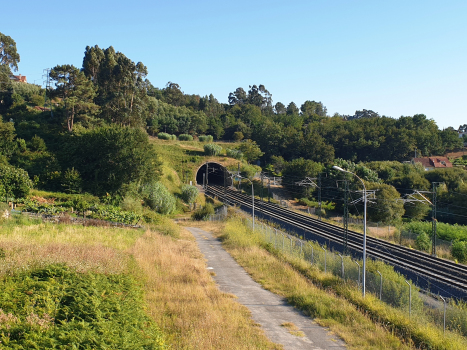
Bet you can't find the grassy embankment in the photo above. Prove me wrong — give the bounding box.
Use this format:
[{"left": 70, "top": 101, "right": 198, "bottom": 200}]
[
  {"left": 0, "top": 213, "right": 281, "bottom": 349},
  {"left": 188, "top": 216, "right": 467, "bottom": 350}
]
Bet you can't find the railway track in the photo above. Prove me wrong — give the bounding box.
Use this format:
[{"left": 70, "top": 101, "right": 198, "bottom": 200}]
[{"left": 206, "top": 184, "right": 467, "bottom": 298}]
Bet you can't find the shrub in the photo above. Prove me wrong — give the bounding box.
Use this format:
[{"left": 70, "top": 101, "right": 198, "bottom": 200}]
[
  {"left": 452, "top": 241, "right": 467, "bottom": 263},
  {"left": 204, "top": 143, "right": 222, "bottom": 156},
  {"left": 142, "top": 182, "right": 176, "bottom": 215},
  {"left": 178, "top": 134, "right": 193, "bottom": 141},
  {"left": 181, "top": 184, "right": 199, "bottom": 204},
  {"left": 226, "top": 148, "right": 243, "bottom": 160},
  {"left": 198, "top": 135, "right": 213, "bottom": 142},
  {"left": 0, "top": 163, "right": 33, "bottom": 200},
  {"left": 61, "top": 168, "right": 82, "bottom": 194},
  {"left": 0, "top": 265, "right": 167, "bottom": 349},
  {"left": 158, "top": 132, "right": 176, "bottom": 140},
  {"left": 415, "top": 231, "right": 431, "bottom": 252},
  {"left": 233, "top": 131, "right": 244, "bottom": 141},
  {"left": 120, "top": 196, "right": 143, "bottom": 213},
  {"left": 191, "top": 203, "right": 214, "bottom": 221}
]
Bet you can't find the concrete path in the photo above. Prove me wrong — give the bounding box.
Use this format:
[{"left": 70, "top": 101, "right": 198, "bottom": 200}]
[{"left": 186, "top": 227, "right": 347, "bottom": 350}]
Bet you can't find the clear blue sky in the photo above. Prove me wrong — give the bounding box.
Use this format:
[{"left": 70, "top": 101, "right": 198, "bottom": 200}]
[{"left": 3, "top": 0, "right": 466, "bottom": 129}]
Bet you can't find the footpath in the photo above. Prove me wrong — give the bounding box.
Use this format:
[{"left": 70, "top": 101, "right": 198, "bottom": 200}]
[{"left": 185, "top": 227, "right": 347, "bottom": 350}]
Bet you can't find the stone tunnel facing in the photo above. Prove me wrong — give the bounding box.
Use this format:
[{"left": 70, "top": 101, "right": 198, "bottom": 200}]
[{"left": 196, "top": 162, "right": 231, "bottom": 187}]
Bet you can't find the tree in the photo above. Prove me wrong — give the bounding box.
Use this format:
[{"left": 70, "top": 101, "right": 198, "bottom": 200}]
[
  {"left": 286, "top": 102, "right": 299, "bottom": 115},
  {"left": 366, "top": 182, "right": 404, "bottom": 223},
  {"left": 164, "top": 82, "right": 185, "bottom": 106},
  {"left": 0, "top": 32, "right": 20, "bottom": 90},
  {"left": 82, "top": 46, "right": 150, "bottom": 127},
  {"left": 49, "top": 65, "right": 99, "bottom": 131},
  {"left": 247, "top": 84, "right": 272, "bottom": 110},
  {"left": 60, "top": 125, "right": 162, "bottom": 195},
  {"left": 237, "top": 139, "right": 264, "bottom": 163},
  {"left": 0, "top": 117, "right": 16, "bottom": 159},
  {"left": 274, "top": 102, "right": 286, "bottom": 114},
  {"left": 228, "top": 87, "right": 247, "bottom": 106},
  {"left": 300, "top": 100, "right": 327, "bottom": 117}
]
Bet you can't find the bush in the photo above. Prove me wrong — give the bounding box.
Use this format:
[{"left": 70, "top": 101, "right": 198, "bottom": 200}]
[
  {"left": 191, "top": 203, "right": 214, "bottom": 221},
  {"left": 452, "top": 241, "right": 467, "bottom": 263},
  {"left": 198, "top": 135, "right": 213, "bottom": 142},
  {"left": 0, "top": 163, "right": 33, "bottom": 200},
  {"left": 0, "top": 265, "right": 167, "bottom": 349},
  {"left": 157, "top": 132, "right": 176, "bottom": 140},
  {"left": 181, "top": 184, "right": 199, "bottom": 204},
  {"left": 61, "top": 168, "right": 82, "bottom": 194},
  {"left": 226, "top": 148, "right": 243, "bottom": 160},
  {"left": 204, "top": 143, "right": 222, "bottom": 156},
  {"left": 233, "top": 131, "right": 244, "bottom": 141},
  {"left": 178, "top": 134, "right": 193, "bottom": 141},
  {"left": 120, "top": 196, "right": 143, "bottom": 213},
  {"left": 415, "top": 231, "right": 431, "bottom": 252},
  {"left": 142, "top": 182, "right": 176, "bottom": 215}
]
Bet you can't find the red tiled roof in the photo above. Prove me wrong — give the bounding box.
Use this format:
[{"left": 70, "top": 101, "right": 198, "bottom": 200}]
[{"left": 413, "top": 157, "right": 452, "bottom": 169}]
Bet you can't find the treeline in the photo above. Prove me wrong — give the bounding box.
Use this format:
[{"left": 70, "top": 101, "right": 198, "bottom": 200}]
[
  {"left": 272, "top": 156, "right": 467, "bottom": 226},
  {"left": 0, "top": 31, "right": 463, "bottom": 201}
]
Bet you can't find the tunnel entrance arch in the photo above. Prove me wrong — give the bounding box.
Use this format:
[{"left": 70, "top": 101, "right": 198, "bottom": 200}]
[{"left": 196, "top": 162, "right": 232, "bottom": 187}]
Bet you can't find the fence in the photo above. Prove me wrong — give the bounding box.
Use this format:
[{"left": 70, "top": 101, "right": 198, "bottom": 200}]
[{"left": 207, "top": 210, "right": 467, "bottom": 336}]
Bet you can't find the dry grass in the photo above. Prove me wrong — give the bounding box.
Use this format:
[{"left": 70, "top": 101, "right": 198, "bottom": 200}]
[
  {"left": 191, "top": 219, "right": 414, "bottom": 350},
  {"left": 130, "top": 227, "right": 282, "bottom": 350},
  {"left": 280, "top": 322, "right": 305, "bottom": 337},
  {"left": 0, "top": 222, "right": 140, "bottom": 275},
  {"left": 0, "top": 218, "right": 283, "bottom": 349}
]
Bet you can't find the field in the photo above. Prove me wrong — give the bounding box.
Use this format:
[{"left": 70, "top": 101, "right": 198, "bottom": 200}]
[{"left": 0, "top": 213, "right": 280, "bottom": 349}]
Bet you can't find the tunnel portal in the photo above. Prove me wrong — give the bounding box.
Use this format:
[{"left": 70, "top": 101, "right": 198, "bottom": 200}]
[{"left": 196, "top": 162, "right": 232, "bottom": 187}]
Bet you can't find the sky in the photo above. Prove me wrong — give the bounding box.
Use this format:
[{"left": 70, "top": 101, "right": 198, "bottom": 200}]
[{"left": 2, "top": 0, "right": 466, "bottom": 129}]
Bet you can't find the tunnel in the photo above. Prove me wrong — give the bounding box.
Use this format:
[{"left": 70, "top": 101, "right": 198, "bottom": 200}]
[{"left": 196, "top": 162, "right": 232, "bottom": 187}]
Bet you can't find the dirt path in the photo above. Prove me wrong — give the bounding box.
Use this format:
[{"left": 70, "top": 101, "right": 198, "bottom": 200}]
[{"left": 185, "top": 226, "right": 347, "bottom": 350}]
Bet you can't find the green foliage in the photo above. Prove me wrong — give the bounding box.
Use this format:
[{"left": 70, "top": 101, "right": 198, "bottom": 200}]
[
  {"left": 333, "top": 158, "right": 380, "bottom": 183},
  {"left": 203, "top": 143, "right": 222, "bottom": 156},
  {"left": 366, "top": 182, "right": 404, "bottom": 223},
  {"left": 61, "top": 168, "right": 82, "bottom": 194},
  {"left": 298, "top": 198, "right": 335, "bottom": 210},
  {"left": 198, "top": 135, "right": 213, "bottom": 142},
  {"left": 120, "top": 196, "right": 143, "bottom": 213},
  {"left": 0, "top": 117, "right": 17, "bottom": 159},
  {"left": 181, "top": 184, "right": 199, "bottom": 204},
  {"left": 142, "top": 182, "right": 176, "bottom": 215},
  {"left": 0, "top": 163, "right": 32, "bottom": 199},
  {"left": 29, "top": 94, "right": 45, "bottom": 106},
  {"left": 403, "top": 221, "right": 467, "bottom": 242},
  {"left": 28, "top": 135, "right": 47, "bottom": 152},
  {"left": 0, "top": 264, "right": 167, "bottom": 349},
  {"left": 452, "top": 241, "right": 467, "bottom": 263},
  {"left": 88, "top": 205, "right": 142, "bottom": 224},
  {"left": 50, "top": 64, "right": 99, "bottom": 132},
  {"left": 237, "top": 139, "right": 264, "bottom": 163},
  {"left": 60, "top": 125, "right": 162, "bottom": 195},
  {"left": 191, "top": 203, "right": 214, "bottom": 221},
  {"left": 157, "top": 132, "right": 176, "bottom": 140},
  {"left": 415, "top": 231, "right": 431, "bottom": 252},
  {"left": 232, "top": 131, "right": 244, "bottom": 141},
  {"left": 226, "top": 148, "right": 243, "bottom": 160},
  {"left": 178, "top": 134, "right": 193, "bottom": 141}
]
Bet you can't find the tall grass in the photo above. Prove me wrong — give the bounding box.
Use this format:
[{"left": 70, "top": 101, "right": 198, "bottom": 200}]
[
  {"left": 130, "top": 227, "right": 282, "bottom": 349},
  {"left": 0, "top": 214, "right": 283, "bottom": 349},
  {"left": 205, "top": 217, "right": 467, "bottom": 350}
]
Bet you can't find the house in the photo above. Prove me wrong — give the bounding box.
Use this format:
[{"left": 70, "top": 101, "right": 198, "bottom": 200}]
[
  {"left": 10, "top": 74, "right": 27, "bottom": 83},
  {"left": 412, "top": 157, "right": 453, "bottom": 171}
]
